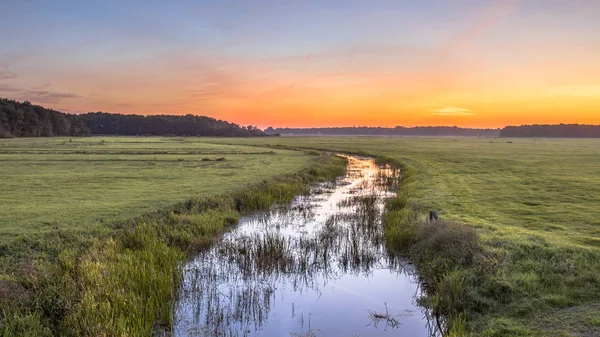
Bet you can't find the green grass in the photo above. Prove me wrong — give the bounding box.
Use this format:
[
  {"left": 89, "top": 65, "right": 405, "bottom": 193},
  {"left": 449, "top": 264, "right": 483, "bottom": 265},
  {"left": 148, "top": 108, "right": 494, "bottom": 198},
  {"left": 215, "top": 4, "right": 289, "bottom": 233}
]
[
  {"left": 0, "top": 137, "right": 349, "bottom": 336},
  {"left": 4, "top": 135, "right": 600, "bottom": 336},
  {"left": 202, "top": 136, "right": 600, "bottom": 336},
  {"left": 0, "top": 137, "right": 311, "bottom": 236}
]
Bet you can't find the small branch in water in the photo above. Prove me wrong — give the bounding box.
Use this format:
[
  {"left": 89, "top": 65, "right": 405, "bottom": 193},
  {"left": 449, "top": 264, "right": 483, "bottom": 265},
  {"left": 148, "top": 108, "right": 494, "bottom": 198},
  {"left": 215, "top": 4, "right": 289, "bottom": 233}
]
[{"left": 367, "top": 302, "right": 401, "bottom": 331}]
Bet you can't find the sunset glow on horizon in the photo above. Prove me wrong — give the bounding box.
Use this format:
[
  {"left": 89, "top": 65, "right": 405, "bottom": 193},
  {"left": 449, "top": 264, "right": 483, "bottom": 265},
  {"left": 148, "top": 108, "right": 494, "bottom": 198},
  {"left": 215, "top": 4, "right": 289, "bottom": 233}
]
[{"left": 1, "top": 0, "right": 599, "bottom": 128}]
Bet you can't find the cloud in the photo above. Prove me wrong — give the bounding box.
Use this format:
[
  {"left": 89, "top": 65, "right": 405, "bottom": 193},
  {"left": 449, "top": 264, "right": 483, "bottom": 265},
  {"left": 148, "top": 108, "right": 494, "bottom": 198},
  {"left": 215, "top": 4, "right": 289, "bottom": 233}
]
[
  {"left": 438, "top": 0, "right": 519, "bottom": 61},
  {"left": 30, "top": 91, "right": 81, "bottom": 103},
  {"left": 431, "top": 106, "right": 475, "bottom": 116},
  {"left": 0, "top": 70, "right": 18, "bottom": 80},
  {"left": 32, "top": 82, "right": 52, "bottom": 90},
  {"left": 0, "top": 83, "right": 81, "bottom": 104},
  {"left": 0, "top": 83, "right": 19, "bottom": 92}
]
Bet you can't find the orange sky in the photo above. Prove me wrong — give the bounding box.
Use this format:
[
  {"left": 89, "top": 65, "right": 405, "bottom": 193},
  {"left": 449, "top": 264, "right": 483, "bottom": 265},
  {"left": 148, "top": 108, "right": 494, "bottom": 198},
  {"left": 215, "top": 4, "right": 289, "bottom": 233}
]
[{"left": 1, "top": 0, "right": 599, "bottom": 128}]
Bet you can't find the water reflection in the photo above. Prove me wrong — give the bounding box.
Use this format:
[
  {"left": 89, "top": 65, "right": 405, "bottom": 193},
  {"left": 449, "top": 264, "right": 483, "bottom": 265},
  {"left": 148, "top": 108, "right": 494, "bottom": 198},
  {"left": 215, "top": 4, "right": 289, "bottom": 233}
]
[{"left": 172, "top": 156, "right": 437, "bottom": 337}]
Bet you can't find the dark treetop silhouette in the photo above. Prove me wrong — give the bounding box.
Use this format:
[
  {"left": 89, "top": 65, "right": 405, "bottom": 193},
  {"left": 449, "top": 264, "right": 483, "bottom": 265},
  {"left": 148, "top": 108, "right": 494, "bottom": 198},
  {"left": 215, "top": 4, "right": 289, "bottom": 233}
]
[
  {"left": 0, "top": 98, "right": 265, "bottom": 137},
  {"left": 0, "top": 98, "right": 89, "bottom": 138}
]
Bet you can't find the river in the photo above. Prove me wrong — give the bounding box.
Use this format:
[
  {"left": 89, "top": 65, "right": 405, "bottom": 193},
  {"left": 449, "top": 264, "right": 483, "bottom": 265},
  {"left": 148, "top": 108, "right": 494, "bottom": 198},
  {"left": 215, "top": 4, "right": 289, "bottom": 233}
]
[{"left": 171, "top": 155, "right": 436, "bottom": 337}]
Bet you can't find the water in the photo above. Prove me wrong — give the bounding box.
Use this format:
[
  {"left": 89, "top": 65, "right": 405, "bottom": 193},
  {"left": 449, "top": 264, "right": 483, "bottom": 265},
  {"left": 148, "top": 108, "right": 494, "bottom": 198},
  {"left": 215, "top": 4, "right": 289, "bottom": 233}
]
[{"left": 172, "top": 156, "right": 436, "bottom": 337}]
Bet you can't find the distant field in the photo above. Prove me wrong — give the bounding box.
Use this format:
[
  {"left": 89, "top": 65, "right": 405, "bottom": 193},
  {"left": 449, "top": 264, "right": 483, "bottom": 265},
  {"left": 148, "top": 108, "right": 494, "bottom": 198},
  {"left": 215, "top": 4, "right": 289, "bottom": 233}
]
[
  {"left": 0, "top": 137, "right": 312, "bottom": 237},
  {"left": 206, "top": 136, "right": 600, "bottom": 336}
]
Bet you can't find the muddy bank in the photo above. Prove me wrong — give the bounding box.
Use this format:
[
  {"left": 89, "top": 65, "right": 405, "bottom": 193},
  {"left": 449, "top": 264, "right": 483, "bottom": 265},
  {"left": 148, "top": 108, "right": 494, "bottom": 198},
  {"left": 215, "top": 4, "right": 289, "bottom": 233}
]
[{"left": 171, "top": 156, "right": 437, "bottom": 337}]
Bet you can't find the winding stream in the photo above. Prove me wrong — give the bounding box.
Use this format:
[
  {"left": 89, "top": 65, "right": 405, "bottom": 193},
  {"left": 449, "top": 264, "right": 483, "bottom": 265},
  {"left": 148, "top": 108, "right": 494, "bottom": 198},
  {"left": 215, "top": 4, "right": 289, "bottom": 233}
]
[{"left": 172, "top": 156, "right": 435, "bottom": 336}]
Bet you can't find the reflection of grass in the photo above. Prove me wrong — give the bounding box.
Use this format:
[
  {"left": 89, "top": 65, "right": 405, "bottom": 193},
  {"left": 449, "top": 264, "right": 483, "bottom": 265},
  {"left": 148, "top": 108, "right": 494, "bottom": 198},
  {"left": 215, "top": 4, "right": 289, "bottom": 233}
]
[
  {"left": 205, "top": 137, "right": 600, "bottom": 337},
  {"left": 290, "top": 330, "right": 321, "bottom": 337}
]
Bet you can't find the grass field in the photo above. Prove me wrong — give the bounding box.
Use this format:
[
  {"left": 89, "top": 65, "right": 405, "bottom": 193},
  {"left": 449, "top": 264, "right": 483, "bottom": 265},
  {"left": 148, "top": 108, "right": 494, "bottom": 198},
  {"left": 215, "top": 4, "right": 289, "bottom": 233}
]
[
  {"left": 2, "top": 136, "right": 600, "bottom": 336},
  {"left": 0, "top": 137, "right": 343, "bottom": 336},
  {"left": 0, "top": 137, "right": 312, "bottom": 237},
  {"left": 204, "top": 136, "right": 600, "bottom": 336}
]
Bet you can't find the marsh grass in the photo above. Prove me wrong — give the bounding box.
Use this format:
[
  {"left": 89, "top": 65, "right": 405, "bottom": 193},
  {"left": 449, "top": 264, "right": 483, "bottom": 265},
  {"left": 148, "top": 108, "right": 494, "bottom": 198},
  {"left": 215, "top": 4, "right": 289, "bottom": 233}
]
[{"left": 0, "top": 149, "right": 346, "bottom": 336}]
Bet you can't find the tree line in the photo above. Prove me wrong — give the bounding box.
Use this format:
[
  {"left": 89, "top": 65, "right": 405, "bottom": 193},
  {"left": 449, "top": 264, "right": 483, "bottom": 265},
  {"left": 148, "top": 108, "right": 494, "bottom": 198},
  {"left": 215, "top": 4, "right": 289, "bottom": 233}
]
[
  {"left": 500, "top": 124, "right": 600, "bottom": 138},
  {"left": 0, "top": 98, "right": 266, "bottom": 137},
  {"left": 265, "top": 126, "right": 501, "bottom": 137},
  {"left": 0, "top": 98, "right": 90, "bottom": 138},
  {"left": 80, "top": 112, "right": 265, "bottom": 137},
  {"left": 4, "top": 98, "right": 598, "bottom": 138}
]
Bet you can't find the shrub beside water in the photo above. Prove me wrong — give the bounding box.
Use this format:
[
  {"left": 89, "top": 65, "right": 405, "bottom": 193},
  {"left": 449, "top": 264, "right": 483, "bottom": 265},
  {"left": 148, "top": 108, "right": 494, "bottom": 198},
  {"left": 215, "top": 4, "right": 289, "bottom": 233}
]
[{"left": 381, "top": 158, "right": 497, "bottom": 336}]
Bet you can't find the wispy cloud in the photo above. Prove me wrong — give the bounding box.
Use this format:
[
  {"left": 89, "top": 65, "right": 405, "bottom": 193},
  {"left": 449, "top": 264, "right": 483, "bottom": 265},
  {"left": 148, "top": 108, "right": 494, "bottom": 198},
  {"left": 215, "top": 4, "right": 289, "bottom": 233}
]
[
  {"left": 32, "top": 82, "right": 52, "bottom": 90},
  {"left": 437, "top": 0, "right": 519, "bottom": 63},
  {"left": 0, "top": 83, "right": 17, "bottom": 92},
  {"left": 431, "top": 106, "right": 475, "bottom": 116},
  {"left": 0, "top": 70, "right": 18, "bottom": 80},
  {"left": 0, "top": 83, "right": 81, "bottom": 104}
]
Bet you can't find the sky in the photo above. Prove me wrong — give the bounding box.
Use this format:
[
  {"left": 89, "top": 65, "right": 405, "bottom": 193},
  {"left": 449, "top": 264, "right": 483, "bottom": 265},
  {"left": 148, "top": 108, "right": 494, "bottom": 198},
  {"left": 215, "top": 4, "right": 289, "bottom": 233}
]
[{"left": 1, "top": 0, "right": 599, "bottom": 128}]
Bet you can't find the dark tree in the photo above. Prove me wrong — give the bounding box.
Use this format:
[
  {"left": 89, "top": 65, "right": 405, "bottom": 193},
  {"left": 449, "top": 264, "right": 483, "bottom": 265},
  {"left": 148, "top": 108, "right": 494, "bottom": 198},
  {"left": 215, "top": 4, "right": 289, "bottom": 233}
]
[
  {"left": 500, "top": 124, "right": 600, "bottom": 138},
  {"left": 0, "top": 98, "right": 269, "bottom": 138},
  {"left": 79, "top": 112, "right": 266, "bottom": 137},
  {"left": 264, "top": 126, "right": 500, "bottom": 137},
  {"left": 0, "top": 98, "right": 91, "bottom": 138}
]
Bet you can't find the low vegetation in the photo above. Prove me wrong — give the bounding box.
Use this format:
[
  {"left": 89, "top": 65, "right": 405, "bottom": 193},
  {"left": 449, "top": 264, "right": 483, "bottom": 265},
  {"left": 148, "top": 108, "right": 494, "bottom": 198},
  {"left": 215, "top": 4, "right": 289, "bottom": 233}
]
[
  {"left": 205, "top": 136, "right": 600, "bottom": 336},
  {"left": 0, "top": 137, "right": 345, "bottom": 336}
]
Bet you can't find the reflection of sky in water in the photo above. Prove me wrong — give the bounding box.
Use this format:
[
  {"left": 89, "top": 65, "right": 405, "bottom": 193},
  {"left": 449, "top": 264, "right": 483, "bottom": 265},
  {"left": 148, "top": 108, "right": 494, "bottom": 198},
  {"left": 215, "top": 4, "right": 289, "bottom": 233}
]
[{"left": 173, "top": 156, "right": 435, "bottom": 337}]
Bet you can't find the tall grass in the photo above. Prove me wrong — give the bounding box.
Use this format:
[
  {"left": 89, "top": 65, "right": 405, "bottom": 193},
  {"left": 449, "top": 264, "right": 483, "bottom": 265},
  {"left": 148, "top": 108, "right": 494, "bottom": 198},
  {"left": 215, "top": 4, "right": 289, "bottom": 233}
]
[{"left": 0, "top": 152, "right": 346, "bottom": 336}]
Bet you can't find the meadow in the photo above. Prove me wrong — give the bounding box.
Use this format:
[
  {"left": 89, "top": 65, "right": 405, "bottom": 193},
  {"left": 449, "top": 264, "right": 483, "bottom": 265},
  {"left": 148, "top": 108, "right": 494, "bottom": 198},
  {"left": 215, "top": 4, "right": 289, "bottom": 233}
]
[
  {"left": 0, "top": 137, "right": 347, "bottom": 336},
  {"left": 2, "top": 136, "right": 600, "bottom": 336},
  {"left": 0, "top": 137, "right": 312, "bottom": 237},
  {"left": 205, "top": 136, "right": 600, "bottom": 336}
]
